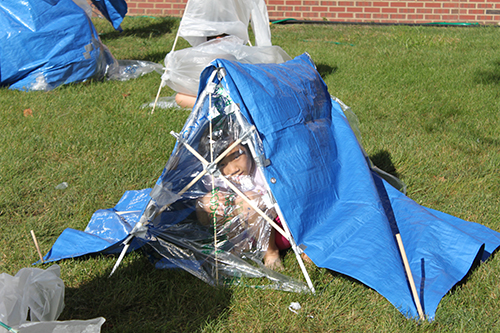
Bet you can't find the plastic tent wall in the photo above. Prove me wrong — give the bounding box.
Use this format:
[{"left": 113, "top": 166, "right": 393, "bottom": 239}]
[
  {"left": 177, "top": 0, "right": 272, "bottom": 47},
  {"left": 42, "top": 54, "right": 500, "bottom": 320},
  {"left": 0, "top": 0, "right": 117, "bottom": 91}
]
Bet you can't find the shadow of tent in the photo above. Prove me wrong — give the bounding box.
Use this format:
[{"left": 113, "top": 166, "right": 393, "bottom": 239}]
[
  {"left": 315, "top": 63, "right": 338, "bottom": 79},
  {"left": 448, "top": 246, "right": 499, "bottom": 294},
  {"left": 369, "top": 150, "right": 402, "bottom": 180},
  {"left": 58, "top": 255, "right": 232, "bottom": 332}
]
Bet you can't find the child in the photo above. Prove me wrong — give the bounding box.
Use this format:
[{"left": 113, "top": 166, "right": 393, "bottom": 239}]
[{"left": 195, "top": 116, "right": 289, "bottom": 269}]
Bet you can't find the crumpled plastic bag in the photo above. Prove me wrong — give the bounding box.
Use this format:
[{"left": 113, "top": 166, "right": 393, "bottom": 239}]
[
  {"left": 16, "top": 317, "right": 106, "bottom": 333},
  {"left": 141, "top": 96, "right": 183, "bottom": 110},
  {"left": 108, "top": 60, "right": 164, "bottom": 81},
  {"left": 0, "top": 265, "right": 64, "bottom": 327}
]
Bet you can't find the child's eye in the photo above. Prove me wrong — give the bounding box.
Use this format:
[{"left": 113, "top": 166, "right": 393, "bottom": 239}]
[{"left": 234, "top": 149, "right": 245, "bottom": 159}]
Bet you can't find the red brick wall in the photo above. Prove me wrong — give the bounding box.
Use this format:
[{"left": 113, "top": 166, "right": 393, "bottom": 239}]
[{"left": 125, "top": 0, "right": 500, "bottom": 25}]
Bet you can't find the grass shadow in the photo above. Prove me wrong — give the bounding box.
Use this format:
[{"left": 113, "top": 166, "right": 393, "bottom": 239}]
[
  {"left": 369, "top": 150, "right": 401, "bottom": 180},
  {"left": 316, "top": 63, "right": 338, "bottom": 79},
  {"left": 59, "top": 254, "right": 232, "bottom": 332},
  {"left": 99, "top": 17, "right": 179, "bottom": 41},
  {"left": 474, "top": 60, "right": 500, "bottom": 84},
  {"left": 449, "top": 246, "right": 499, "bottom": 297},
  {"left": 137, "top": 51, "right": 168, "bottom": 64}
]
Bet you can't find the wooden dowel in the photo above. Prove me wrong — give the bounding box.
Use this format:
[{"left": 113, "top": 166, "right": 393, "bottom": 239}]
[
  {"left": 151, "top": 81, "right": 163, "bottom": 115},
  {"left": 30, "top": 230, "right": 44, "bottom": 263},
  {"left": 395, "top": 233, "right": 425, "bottom": 320}
]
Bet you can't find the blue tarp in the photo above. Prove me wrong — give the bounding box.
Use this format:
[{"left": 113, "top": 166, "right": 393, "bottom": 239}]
[
  {"left": 43, "top": 54, "right": 500, "bottom": 320},
  {"left": 91, "top": 0, "right": 128, "bottom": 30},
  {"left": 0, "top": 0, "right": 117, "bottom": 91},
  {"left": 42, "top": 189, "right": 151, "bottom": 261}
]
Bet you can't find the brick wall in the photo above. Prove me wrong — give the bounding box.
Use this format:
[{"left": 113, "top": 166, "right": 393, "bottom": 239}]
[{"left": 126, "top": 0, "right": 500, "bottom": 25}]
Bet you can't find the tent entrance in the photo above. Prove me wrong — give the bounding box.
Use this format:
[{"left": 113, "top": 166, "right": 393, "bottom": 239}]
[{"left": 113, "top": 67, "right": 314, "bottom": 293}]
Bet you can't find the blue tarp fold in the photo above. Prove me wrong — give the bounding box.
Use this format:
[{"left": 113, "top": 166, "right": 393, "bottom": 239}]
[{"left": 42, "top": 189, "right": 151, "bottom": 261}]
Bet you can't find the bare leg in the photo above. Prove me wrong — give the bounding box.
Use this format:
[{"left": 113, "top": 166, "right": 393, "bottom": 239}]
[
  {"left": 300, "top": 252, "right": 313, "bottom": 264},
  {"left": 264, "top": 228, "right": 283, "bottom": 270},
  {"left": 198, "top": 190, "right": 284, "bottom": 270}
]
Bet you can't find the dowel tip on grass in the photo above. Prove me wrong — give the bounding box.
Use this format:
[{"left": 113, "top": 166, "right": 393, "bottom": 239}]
[{"left": 30, "top": 230, "right": 44, "bottom": 263}]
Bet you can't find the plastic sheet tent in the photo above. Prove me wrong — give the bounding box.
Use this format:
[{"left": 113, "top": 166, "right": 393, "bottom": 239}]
[
  {"left": 42, "top": 54, "right": 500, "bottom": 320},
  {"left": 177, "top": 0, "right": 272, "bottom": 47},
  {"left": 158, "top": 0, "right": 291, "bottom": 99}
]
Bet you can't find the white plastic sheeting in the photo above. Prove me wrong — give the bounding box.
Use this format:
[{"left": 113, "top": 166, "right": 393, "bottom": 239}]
[
  {"left": 158, "top": 0, "right": 291, "bottom": 98},
  {"left": 178, "top": 0, "right": 272, "bottom": 47},
  {"left": 0, "top": 265, "right": 64, "bottom": 327},
  {"left": 0, "top": 265, "right": 105, "bottom": 333},
  {"left": 161, "top": 36, "right": 291, "bottom": 96},
  {"left": 15, "top": 318, "right": 105, "bottom": 333}
]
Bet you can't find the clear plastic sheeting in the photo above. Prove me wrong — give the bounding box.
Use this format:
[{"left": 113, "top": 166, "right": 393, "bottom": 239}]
[
  {"left": 0, "top": 266, "right": 105, "bottom": 333},
  {"left": 108, "top": 60, "right": 164, "bottom": 81},
  {"left": 161, "top": 36, "right": 291, "bottom": 96},
  {"left": 0, "top": 265, "right": 64, "bottom": 327},
  {"left": 141, "top": 96, "right": 184, "bottom": 110},
  {"left": 178, "top": 0, "right": 272, "bottom": 47},
  {"left": 138, "top": 76, "right": 308, "bottom": 292}
]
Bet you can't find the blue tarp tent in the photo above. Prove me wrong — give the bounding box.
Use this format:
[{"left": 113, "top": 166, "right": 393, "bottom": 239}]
[
  {"left": 42, "top": 54, "right": 500, "bottom": 320},
  {"left": 0, "top": 0, "right": 122, "bottom": 91}
]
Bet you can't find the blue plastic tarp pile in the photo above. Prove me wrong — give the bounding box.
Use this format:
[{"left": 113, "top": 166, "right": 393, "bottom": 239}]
[
  {"left": 42, "top": 54, "right": 500, "bottom": 320},
  {"left": 0, "top": 0, "right": 126, "bottom": 91}
]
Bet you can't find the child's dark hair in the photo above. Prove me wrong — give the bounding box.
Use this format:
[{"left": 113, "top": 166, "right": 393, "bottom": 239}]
[
  {"left": 206, "top": 33, "right": 230, "bottom": 41},
  {"left": 197, "top": 114, "right": 248, "bottom": 165}
]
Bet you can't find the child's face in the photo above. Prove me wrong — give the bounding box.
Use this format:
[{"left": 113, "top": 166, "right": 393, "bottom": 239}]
[{"left": 218, "top": 145, "right": 253, "bottom": 177}]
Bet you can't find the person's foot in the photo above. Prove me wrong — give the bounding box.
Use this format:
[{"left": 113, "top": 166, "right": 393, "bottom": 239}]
[
  {"left": 300, "top": 252, "right": 312, "bottom": 264},
  {"left": 264, "top": 250, "right": 283, "bottom": 271}
]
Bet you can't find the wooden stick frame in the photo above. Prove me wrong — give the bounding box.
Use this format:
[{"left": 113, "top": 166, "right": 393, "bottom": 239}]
[
  {"left": 209, "top": 93, "right": 219, "bottom": 283},
  {"left": 179, "top": 138, "right": 288, "bottom": 239},
  {"left": 127, "top": 65, "right": 423, "bottom": 314}
]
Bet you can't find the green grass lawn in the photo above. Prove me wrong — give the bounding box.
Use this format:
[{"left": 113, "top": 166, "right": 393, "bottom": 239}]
[{"left": 1, "top": 17, "right": 499, "bottom": 332}]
